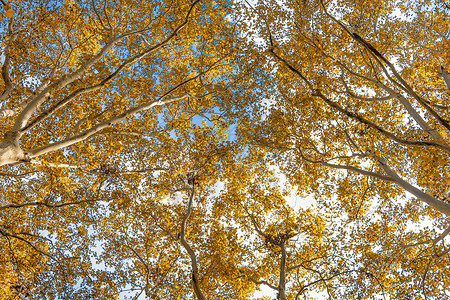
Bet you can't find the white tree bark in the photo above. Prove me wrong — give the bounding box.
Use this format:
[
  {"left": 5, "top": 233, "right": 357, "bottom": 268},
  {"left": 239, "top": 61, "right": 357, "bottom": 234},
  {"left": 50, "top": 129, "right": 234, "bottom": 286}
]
[
  {"left": 26, "top": 94, "right": 192, "bottom": 159},
  {"left": 0, "top": 94, "right": 192, "bottom": 167},
  {"left": 0, "top": 108, "right": 18, "bottom": 117},
  {"left": 179, "top": 184, "right": 207, "bottom": 300},
  {"left": 439, "top": 67, "right": 450, "bottom": 91},
  {"left": 0, "top": 132, "right": 27, "bottom": 166},
  {"left": 376, "top": 157, "right": 450, "bottom": 216},
  {"left": 0, "top": 1, "right": 203, "bottom": 167}
]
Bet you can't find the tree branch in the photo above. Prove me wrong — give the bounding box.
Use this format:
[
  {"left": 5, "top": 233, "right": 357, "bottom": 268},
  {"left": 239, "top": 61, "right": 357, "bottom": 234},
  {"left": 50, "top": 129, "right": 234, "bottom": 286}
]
[
  {"left": 296, "top": 148, "right": 395, "bottom": 182},
  {"left": 0, "top": 198, "right": 104, "bottom": 211},
  {"left": 20, "top": 22, "right": 190, "bottom": 133},
  {"left": 0, "top": 18, "right": 14, "bottom": 102},
  {"left": 26, "top": 93, "right": 193, "bottom": 158},
  {"left": 33, "top": 161, "right": 168, "bottom": 176},
  {"left": 376, "top": 156, "right": 450, "bottom": 216},
  {"left": 279, "top": 243, "right": 288, "bottom": 300},
  {"left": 287, "top": 255, "right": 328, "bottom": 272},
  {"left": 179, "top": 183, "right": 207, "bottom": 300},
  {"left": 0, "top": 227, "right": 56, "bottom": 261},
  {"left": 438, "top": 66, "right": 450, "bottom": 92},
  {"left": 269, "top": 49, "right": 450, "bottom": 154},
  {"left": 320, "top": 0, "right": 450, "bottom": 134},
  {"left": 340, "top": 76, "right": 393, "bottom": 102},
  {"left": 353, "top": 33, "right": 450, "bottom": 133},
  {"left": 247, "top": 276, "right": 278, "bottom": 290},
  {"left": 13, "top": 0, "right": 202, "bottom": 133},
  {"left": 402, "top": 226, "right": 450, "bottom": 250}
]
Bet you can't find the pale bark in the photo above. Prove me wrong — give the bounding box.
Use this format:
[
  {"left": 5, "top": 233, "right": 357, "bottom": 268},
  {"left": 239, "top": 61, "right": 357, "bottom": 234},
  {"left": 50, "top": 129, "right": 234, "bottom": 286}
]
[
  {"left": 340, "top": 76, "right": 393, "bottom": 102},
  {"left": 301, "top": 147, "right": 450, "bottom": 216},
  {"left": 278, "top": 244, "right": 288, "bottom": 300},
  {"left": 13, "top": 0, "right": 199, "bottom": 134},
  {"left": 248, "top": 214, "right": 288, "bottom": 300},
  {"left": 0, "top": 108, "right": 19, "bottom": 117},
  {"left": 396, "top": 93, "right": 442, "bottom": 142},
  {"left": 376, "top": 157, "right": 450, "bottom": 216},
  {"left": 0, "top": 19, "right": 14, "bottom": 102},
  {"left": 439, "top": 67, "right": 450, "bottom": 92},
  {"left": 268, "top": 41, "right": 450, "bottom": 218},
  {"left": 367, "top": 79, "right": 444, "bottom": 142},
  {"left": 366, "top": 41, "right": 450, "bottom": 132},
  {"left": 0, "top": 1, "right": 221, "bottom": 168},
  {"left": 316, "top": 159, "right": 395, "bottom": 183},
  {"left": 26, "top": 94, "right": 192, "bottom": 159},
  {"left": 0, "top": 131, "right": 27, "bottom": 165},
  {"left": 20, "top": 9, "right": 197, "bottom": 134},
  {"left": 12, "top": 34, "right": 126, "bottom": 132},
  {"left": 0, "top": 92, "right": 194, "bottom": 166},
  {"left": 320, "top": 1, "right": 450, "bottom": 133},
  {"left": 179, "top": 184, "right": 207, "bottom": 300},
  {"left": 269, "top": 49, "right": 450, "bottom": 154}
]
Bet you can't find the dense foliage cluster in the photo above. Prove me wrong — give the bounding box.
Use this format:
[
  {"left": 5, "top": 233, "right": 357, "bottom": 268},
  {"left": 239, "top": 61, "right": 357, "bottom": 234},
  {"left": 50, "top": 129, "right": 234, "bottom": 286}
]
[{"left": 0, "top": 0, "right": 448, "bottom": 299}]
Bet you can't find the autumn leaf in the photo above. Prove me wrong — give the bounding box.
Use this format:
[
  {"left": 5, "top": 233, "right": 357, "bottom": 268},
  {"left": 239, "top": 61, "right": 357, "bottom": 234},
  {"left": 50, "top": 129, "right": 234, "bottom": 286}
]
[
  {"left": 0, "top": 0, "right": 449, "bottom": 299},
  {"left": 5, "top": 8, "right": 13, "bottom": 18},
  {"left": 2, "top": 4, "right": 14, "bottom": 18}
]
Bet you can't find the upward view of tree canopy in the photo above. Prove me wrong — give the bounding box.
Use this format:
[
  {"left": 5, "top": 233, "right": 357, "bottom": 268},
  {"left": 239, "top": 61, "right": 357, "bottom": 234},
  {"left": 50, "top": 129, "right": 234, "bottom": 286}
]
[{"left": 0, "top": 0, "right": 448, "bottom": 299}]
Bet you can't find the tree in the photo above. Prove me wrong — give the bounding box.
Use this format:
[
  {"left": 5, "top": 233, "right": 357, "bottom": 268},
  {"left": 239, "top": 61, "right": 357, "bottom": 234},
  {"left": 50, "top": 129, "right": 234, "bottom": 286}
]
[
  {"left": 0, "top": 0, "right": 235, "bottom": 166},
  {"left": 238, "top": 0, "right": 450, "bottom": 297},
  {"left": 2, "top": 0, "right": 450, "bottom": 299},
  {"left": 0, "top": 0, "right": 253, "bottom": 298}
]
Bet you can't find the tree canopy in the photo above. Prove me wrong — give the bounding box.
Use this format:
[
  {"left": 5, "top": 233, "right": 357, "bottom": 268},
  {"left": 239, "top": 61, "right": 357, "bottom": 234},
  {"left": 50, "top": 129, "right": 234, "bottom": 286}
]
[{"left": 0, "top": 0, "right": 449, "bottom": 299}]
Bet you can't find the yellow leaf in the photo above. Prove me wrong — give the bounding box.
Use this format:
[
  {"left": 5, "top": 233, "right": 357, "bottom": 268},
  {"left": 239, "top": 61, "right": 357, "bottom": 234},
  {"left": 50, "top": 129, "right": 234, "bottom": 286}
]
[{"left": 5, "top": 9, "right": 14, "bottom": 18}]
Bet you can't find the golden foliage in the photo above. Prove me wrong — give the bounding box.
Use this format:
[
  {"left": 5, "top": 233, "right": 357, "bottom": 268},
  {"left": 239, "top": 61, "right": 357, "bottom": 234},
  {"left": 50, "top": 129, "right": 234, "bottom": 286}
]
[{"left": 0, "top": 0, "right": 449, "bottom": 299}]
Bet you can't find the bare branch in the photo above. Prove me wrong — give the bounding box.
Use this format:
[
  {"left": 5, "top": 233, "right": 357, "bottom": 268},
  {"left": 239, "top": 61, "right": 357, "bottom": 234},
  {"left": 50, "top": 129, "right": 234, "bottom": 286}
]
[
  {"left": 322, "top": 1, "right": 450, "bottom": 134},
  {"left": 248, "top": 213, "right": 268, "bottom": 239},
  {"left": 106, "top": 130, "right": 167, "bottom": 137},
  {"left": 0, "top": 171, "right": 37, "bottom": 178},
  {"left": 13, "top": 34, "right": 128, "bottom": 132},
  {"left": 33, "top": 161, "right": 168, "bottom": 175},
  {"left": 123, "top": 242, "right": 150, "bottom": 275},
  {"left": 354, "top": 33, "right": 450, "bottom": 132},
  {"left": 314, "top": 90, "right": 450, "bottom": 153},
  {"left": 436, "top": 247, "right": 450, "bottom": 257},
  {"left": 19, "top": 51, "right": 229, "bottom": 164},
  {"left": 294, "top": 268, "right": 386, "bottom": 300},
  {"left": 0, "top": 227, "right": 56, "bottom": 261},
  {"left": 0, "top": 198, "right": 104, "bottom": 211},
  {"left": 287, "top": 255, "right": 328, "bottom": 272},
  {"left": 316, "top": 1, "right": 450, "bottom": 137}
]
